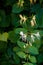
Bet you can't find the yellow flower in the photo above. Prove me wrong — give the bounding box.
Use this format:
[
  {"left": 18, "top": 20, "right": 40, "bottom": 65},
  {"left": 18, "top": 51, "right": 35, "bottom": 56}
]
[
  {"left": 19, "top": 14, "right": 27, "bottom": 24},
  {"left": 31, "top": 15, "right": 36, "bottom": 27}
]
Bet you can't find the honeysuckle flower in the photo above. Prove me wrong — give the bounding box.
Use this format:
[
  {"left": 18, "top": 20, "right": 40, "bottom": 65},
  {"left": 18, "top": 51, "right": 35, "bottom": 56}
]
[
  {"left": 23, "top": 16, "right": 27, "bottom": 23},
  {"left": 20, "top": 0, "right": 24, "bottom": 7},
  {"left": 19, "top": 15, "right": 24, "bottom": 24},
  {"left": 19, "top": 14, "right": 27, "bottom": 24},
  {"left": 22, "top": 34, "right": 27, "bottom": 42},
  {"left": 31, "top": 34, "right": 35, "bottom": 42},
  {"left": 31, "top": 20, "right": 35, "bottom": 27},
  {"left": 31, "top": 15, "right": 36, "bottom": 27},
  {"left": 34, "top": 32, "right": 40, "bottom": 39},
  {"left": 32, "top": 15, "right": 36, "bottom": 20},
  {"left": 20, "top": 31, "right": 24, "bottom": 36},
  {"left": 20, "top": 31, "right": 27, "bottom": 42},
  {"left": 18, "top": 0, "right": 24, "bottom": 7}
]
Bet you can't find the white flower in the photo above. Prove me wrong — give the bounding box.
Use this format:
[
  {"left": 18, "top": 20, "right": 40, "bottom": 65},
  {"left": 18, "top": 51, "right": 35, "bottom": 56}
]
[
  {"left": 20, "top": 31, "right": 27, "bottom": 42},
  {"left": 34, "top": 32, "right": 40, "bottom": 39},
  {"left": 23, "top": 34, "right": 27, "bottom": 39},
  {"left": 22, "top": 34, "right": 27, "bottom": 42},
  {"left": 31, "top": 34, "right": 35, "bottom": 42},
  {"left": 20, "top": 31, "right": 24, "bottom": 36}
]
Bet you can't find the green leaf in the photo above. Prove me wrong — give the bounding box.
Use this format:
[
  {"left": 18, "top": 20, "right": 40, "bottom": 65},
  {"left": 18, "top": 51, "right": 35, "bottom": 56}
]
[
  {"left": 15, "top": 28, "right": 27, "bottom": 34},
  {"left": 0, "top": 32, "right": 8, "bottom": 42},
  {"left": 36, "top": 8, "right": 43, "bottom": 27},
  {"left": 29, "top": 46, "right": 39, "bottom": 55},
  {"left": 17, "top": 51, "right": 26, "bottom": 59},
  {"left": 12, "top": 2, "right": 24, "bottom": 13},
  {"left": 39, "top": 30, "right": 43, "bottom": 37},
  {"left": 16, "top": 42, "right": 29, "bottom": 53},
  {"left": 13, "top": 53, "right": 20, "bottom": 64},
  {"left": 17, "top": 41, "right": 39, "bottom": 54},
  {"left": 9, "top": 31, "right": 19, "bottom": 43},
  {"left": 28, "top": 55, "right": 37, "bottom": 63},
  {"left": 22, "top": 18, "right": 31, "bottom": 30},
  {"left": 17, "top": 41, "right": 39, "bottom": 55},
  {"left": 23, "top": 62, "right": 34, "bottom": 65},
  {"left": 17, "top": 41, "right": 26, "bottom": 48},
  {"left": 13, "top": 47, "right": 21, "bottom": 52}
]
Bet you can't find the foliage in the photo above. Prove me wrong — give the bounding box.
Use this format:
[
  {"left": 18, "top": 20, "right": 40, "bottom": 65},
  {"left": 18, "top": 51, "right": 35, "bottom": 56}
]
[{"left": 0, "top": 0, "right": 43, "bottom": 65}]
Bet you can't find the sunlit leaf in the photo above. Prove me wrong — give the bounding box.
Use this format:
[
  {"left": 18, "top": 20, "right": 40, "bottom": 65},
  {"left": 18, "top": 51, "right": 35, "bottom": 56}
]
[
  {"left": 17, "top": 51, "right": 26, "bottom": 59},
  {"left": 0, "top": 32, "right": 8, "bottom": 42},
  {"left": 28, "top": 55, "right": 37, "bottom": 63}
]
